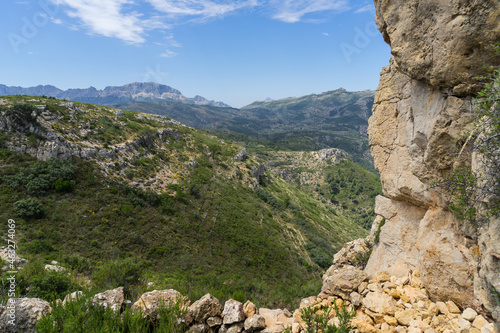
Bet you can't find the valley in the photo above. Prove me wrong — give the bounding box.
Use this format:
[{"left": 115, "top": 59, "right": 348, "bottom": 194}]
[{"left": 0, "top": 95, "right": 376, "bottom": 311}]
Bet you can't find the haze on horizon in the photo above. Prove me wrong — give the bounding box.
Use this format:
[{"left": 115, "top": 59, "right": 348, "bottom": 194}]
[{"left": 2, "top": 0, "right": 390, "bottom": 108}]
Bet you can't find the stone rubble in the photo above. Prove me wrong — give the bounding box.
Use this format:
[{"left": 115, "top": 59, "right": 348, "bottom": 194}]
[{"left": 3, "top": 267, "right": 499, "bottom": 332}]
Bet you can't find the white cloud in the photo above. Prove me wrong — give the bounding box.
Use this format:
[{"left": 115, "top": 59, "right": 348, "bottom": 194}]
[
  {"left": 160, "top": 49, "right": 178, "bottom": 57},
  {"left": 50, "top": 0, "right": 147, "bottom": 44},
  {"left": 146, "top": 0, "right": 259, "bottom": 19},
  {"left": 48, "top": 0, "right": 355, "bottom": 47},
  {"left": 271, "top": 0, "right": 349, "bottom": 23},
  {"left": 354, "top": 4, "right": 374, "bottom": 14},
  {"left": 322, "top": 32, "right": 329, "bottom": 36}
]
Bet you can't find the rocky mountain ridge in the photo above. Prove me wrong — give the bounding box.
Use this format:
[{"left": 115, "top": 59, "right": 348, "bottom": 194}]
[
  {"left": 0, "top": 82, "right": 231, "bottom": 108},
  {"left": 119, "top": 88, "right": 375, "bottom": 168}
]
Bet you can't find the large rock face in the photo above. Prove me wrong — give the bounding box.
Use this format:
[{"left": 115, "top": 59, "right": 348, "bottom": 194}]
[
  {"left": 366, "top": 0, "right": 500, "bottom": 315},
  {"left": 374, "top": 0, "right": 500, "bottom": 89}
]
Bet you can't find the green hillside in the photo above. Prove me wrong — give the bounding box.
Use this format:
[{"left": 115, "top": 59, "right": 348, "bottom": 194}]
[{"left": 0, "top": 96, "right": 367, "bottom": 308}]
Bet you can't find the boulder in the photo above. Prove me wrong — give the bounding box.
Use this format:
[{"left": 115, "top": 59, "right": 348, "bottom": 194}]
[
  {"left": 362, "top": 291, "right": 397, "bottom": 315},
  {"left": 222, "top": 299, "right": 245, "bottom": 325},
  {"left": 226, "top": 322, "right": 244, "bottom": 333},
  {"left": 188, "top": 293, "right": 223, "bottom": 323},
  {"left": 44, "top": 264, "right": 66, "bottom": 272},
  {"left": 395, "top": 309, "right": 419, "bottom": 326},
  {"left": 322, "top": 265, "right": 368, "bottom": 297},
  {"left": 92, "top": 287, "right": 124, "bottom": 312},
  {"left": 63, "top": 291, "right": 83, "bottom": 305},
  {"left": 207, "top": 316, "right": 223, "bottom": 327},
  {"left": 261, "top": 323, "right": 286, "bottom": 333},
  {"left": 132, "top": 289, "right": 190, "bottom": 320},
  {"left": 0, "top": 298, "right": 51, "bottom": 333},
  {"left": 258, "top": 308, "right": 290, "bottom": 327},
  {"left": 243, "top": 300, "right": 256, "bottom": 318},
  {"left": 244, "top": 314, "right": 266, "bottom": 332},
  {"left": 187, "top": 324, "right": 208, "bottom": 333}
]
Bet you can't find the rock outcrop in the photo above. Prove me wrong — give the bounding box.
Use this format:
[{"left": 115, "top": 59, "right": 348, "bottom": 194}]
[
  {"left": 0, "top": 298, "right": 51, "bottom": 333},
  {"left": 366, "top": 0, "right": 500, "bottom": 320}
]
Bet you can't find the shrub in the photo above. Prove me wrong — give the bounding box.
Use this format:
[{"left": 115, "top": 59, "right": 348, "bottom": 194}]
[
  {"left": 5, "top": 103, "right": 38, "bottom": 129},
  {"left": 15, "top": 262, "right": 78, "bottom": 302},
  {"left": 120, "top": 204, "right": 134, "bottom": 216},
  {"left": 301, "top": 303, "right": 354, "bottom": 333},
  {"left": 36, "top": 294, "right": 187, "bottom": 333},
  {"left": 91, "top": 258, "right": 144, "bottom": 297},
  {"left": 26, "top": 174, "right": 52, "bottom": 196},
  {"left": 53, "top": 178, "right": 74, "bottom": 193},
  {"left": 23, "top": 239, "right": 55, "bottom": 254},
  {"left": 255, "top": 188, "right": 283, "bottom": 210},
  {"left": 13, "top": 198, "right": 44, "bottom": 218}
]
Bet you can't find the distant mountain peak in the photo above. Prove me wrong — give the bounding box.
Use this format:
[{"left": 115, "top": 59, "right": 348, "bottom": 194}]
[{"left": 0, "top": 82, "right": 231, "bottom": 108}]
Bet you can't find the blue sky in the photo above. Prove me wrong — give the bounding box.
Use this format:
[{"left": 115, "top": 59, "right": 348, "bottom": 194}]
[{"left": 2, "top": 0, "right": 390, "bottom": 107}]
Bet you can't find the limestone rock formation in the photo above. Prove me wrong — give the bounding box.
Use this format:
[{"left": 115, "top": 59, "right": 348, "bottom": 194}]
[
  {"left": 374, "top": 0, "right": 500, "bottom": 90},
  {"left": 366, "top": 0, "right": 500, "bottom": 319}
]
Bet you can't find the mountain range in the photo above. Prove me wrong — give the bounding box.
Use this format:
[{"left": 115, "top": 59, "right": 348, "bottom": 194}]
[
  {"left": 0, "top": 82, "right": 231, "bottom": 108},
  {"left": 117, "top": 88, "right": 375, "bottom": 167},
  {"left": 0, "top": 82, "right": 375, "bottom": 167}
]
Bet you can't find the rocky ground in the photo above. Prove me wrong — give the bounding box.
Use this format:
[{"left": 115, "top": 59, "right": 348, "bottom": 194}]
[{"left": 1, "top": 238, "right": 497, "bottom": 333}]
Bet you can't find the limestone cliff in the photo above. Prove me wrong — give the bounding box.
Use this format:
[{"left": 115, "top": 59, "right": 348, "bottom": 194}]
[{"left": 365, "top": 0, "right": 500, "bottom": 318}]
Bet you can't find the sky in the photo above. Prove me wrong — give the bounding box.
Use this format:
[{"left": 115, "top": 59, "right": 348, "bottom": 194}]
[{"left": 1, "top": 0, "right": 391, "bottom": 108}]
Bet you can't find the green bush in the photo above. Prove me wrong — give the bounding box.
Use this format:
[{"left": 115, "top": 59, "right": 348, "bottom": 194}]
[
  {"left": 4, "top": 158, "right": 76, "bottom": 196},
  {"left": 23, "top": 239, "right": 55, "bottom": 254},
  {"left": 14, "top": 262, "right": 78, "bottom": 302},
  {"left": 13, "top": 198, "right": 45, "bottom": 218},
  {"left": 300, "top": 303, "right": 354, "bottom": 333},
  {"left": 5, "top": 103, "right": 38, "bottom": 129},
  {"left": 256, "top": 188, "right": 283, "bottom": 210},
  {"left": 36, "top": 294, "right": 187, "bottom": 333},
  {"left": 26, "top": 174, "right": 52, "bottom": 196},
  {"left": 91, "top": 258, "right": 145, "bottom": 297},
  {"left": 53, "top": 178, "right": 74, "bottom": 193}
]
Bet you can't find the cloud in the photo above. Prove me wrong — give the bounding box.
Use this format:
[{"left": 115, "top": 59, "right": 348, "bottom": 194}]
[
  {"left": 146, "top": 0, "right": 259, "bottom": 20},
  {"left": 160, "top": 49, "right": 178, "bottom": 58},
  {"left": 270, "top": 0, "right": 349, "bottom": 23},
  {"left": 48, "top": 0, "right": 354, "bottom": 46},
  {"left": 354, "top": 4, "right": 374, "bottom": 14},
  {"left": 50, "top": 0, "right": 147, "bottom": 44},
  {"left": 322, "top": 32, "right": 329, "bottom": 36}
]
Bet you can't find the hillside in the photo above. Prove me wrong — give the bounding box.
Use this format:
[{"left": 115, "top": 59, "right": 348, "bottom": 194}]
[
  {"left": 118, "top": 88, "right": 375, "bottom": 168},
  {"left": 258, "top": 150, "right": 382, "bottom": 230},
  {"left": 0, "top": 96, "right": 367, "bottom": 308}
]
